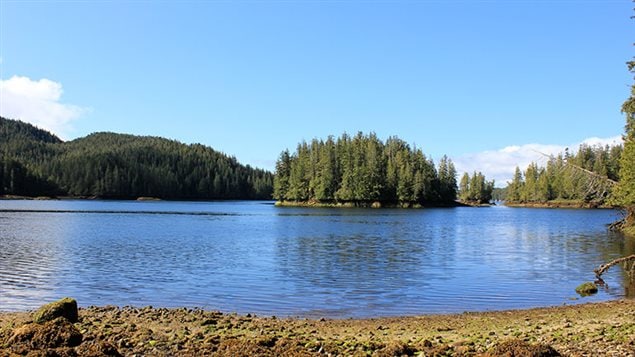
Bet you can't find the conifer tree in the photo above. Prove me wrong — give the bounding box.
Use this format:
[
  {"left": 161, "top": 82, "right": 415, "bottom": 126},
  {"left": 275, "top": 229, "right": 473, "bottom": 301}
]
[
  {"left": 273, "top": 150, "right": 291, "bottom": 200},
  {"left": 438, "top": 155, "right": 458, "bottom": 201},
  {"left": 506, "top": 167, "right": 524, "bottom": 202},
  {"left": 459, "top": 172, "right": 470, "bottom": 201},
  {"left": 611, "top": 58, "right": 635, "bottom": 225}
]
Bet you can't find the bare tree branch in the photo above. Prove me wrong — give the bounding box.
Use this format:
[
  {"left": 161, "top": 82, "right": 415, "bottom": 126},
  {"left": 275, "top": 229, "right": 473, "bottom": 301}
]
[{"left": 594, "top": 255, "right": 635, "bottom": 281}]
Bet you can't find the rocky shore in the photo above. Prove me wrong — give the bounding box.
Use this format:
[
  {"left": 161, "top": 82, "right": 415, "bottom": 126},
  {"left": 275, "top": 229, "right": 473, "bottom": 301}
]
[{"left": 1, "top": 298, "right": 634, "bottom": 356}]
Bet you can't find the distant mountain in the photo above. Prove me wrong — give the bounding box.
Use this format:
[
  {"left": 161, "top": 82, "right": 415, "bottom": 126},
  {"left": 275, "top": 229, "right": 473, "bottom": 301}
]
[{"left": 0, "top": 117, "right": 273, "bottom": 199}]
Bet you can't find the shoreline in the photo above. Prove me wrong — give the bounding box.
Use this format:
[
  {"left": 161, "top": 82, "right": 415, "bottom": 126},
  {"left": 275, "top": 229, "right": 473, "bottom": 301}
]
[
  {"left": 2, "top": 299, "right": 634, "bottom": 356},
  {"left": 2, "top": 195, "right": 616, "bottom": 211},
  {"left": 274, "top": 200, "right": 469, "bottom": 208},
  {"left": 0, "top": 195, "right": 275, "bottom": 203},
  {"left": 504, "top": 201, "right": 614, "bottom": 209}
]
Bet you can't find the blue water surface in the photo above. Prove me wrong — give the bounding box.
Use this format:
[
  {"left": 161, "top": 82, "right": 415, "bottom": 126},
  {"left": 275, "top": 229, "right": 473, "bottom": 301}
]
[{"left": 0, "top": 199, "right": 632, "bottom": 317}]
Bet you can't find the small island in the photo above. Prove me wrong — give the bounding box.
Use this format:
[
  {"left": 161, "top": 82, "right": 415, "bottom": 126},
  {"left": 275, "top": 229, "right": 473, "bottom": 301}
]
[{"left": 273, "top": 132, "right": 494, "bottom": 208}]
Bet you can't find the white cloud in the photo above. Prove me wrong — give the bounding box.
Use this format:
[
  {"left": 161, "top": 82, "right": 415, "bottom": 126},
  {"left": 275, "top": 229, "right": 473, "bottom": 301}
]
[
  {"left": 452, "top": 136, "right": 623, "bottom": 187},
  {"left": 0, "top": 75, "right": 87, "bottom": 139}
]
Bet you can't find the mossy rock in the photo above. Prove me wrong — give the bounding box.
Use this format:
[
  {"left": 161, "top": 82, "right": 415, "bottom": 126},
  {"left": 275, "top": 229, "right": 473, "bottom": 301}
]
[
  {"left": 33, "top": 297, "right": 78, "bottom": 323},
  {"left": 575, "top": 282, "right": 598, "bottom": 296},
  {"left": 8, "top": 317, "right": 83, "bottom": 349}
]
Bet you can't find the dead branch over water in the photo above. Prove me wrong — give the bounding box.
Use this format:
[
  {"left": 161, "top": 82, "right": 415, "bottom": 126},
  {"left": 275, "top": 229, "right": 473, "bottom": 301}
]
[{"left": 594, "top": 255, "right": 635, "bottom": 282}]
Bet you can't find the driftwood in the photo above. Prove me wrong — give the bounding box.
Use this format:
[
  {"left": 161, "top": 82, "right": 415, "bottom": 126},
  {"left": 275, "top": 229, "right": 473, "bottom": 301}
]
[
  {"left": 608, "top": 209, "right": 628, "bottom": 232},
  {"left": 608, "top": 218, "right": 626, "bottom": 232},
  {"left": 594, "top": 255, "right": 635, "bottom": 283}
]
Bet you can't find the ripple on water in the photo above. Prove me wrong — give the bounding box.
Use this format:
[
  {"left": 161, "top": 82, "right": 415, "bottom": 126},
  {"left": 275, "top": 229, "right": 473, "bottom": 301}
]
[{"left": 0, "top": 201, "right": 632, "bottom": 317}]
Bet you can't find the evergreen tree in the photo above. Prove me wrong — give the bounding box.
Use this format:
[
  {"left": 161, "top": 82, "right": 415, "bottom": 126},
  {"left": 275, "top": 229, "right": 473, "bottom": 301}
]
[
  {"left": 612, "top": 58, "right": 635, "bottom": 225},
  {"left": 522, "top": 163, "right": 540, "bottom": 202},
  {"left": 459, "top": 172, "right": 470, "bottom": 201},
  {"left": 273, "top": 150, "right": 291, "bottom": 200},
  {"left": 314, "top": 137, "right": 338, "bottom": 201},
  {"left": 335, "top": 133, "right": 355, "bottom": 201},
  {"left": 364, "top": 133, "right": 385, "bottom": 201},
  {"left": 438, "top": 156, "right": 458, "bottom": 201},
  {"left": 506, "top": 167, "right": 524, "bottom": 202},
  {"left": 286, "top": 142, "right": 310, "bottom": 201}
]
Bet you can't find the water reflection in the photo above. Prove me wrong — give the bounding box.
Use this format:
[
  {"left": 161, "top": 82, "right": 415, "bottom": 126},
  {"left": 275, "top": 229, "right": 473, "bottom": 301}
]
[
  {"left": 272, "top": 207, "right": 631, "bottom": 316},
  {"left": 0, "top": 201, "right": 632, "bottom": 317},
  {"left": 607, "top": 232, "right": 635, "bottom": 298}
]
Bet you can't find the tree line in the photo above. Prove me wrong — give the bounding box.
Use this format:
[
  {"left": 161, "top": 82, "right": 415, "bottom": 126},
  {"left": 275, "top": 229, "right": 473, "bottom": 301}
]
[
  {"left": 0, "top": 117, "right": 273, "bottom": 199},
  {"left": 273, "top": 132, "right": 459, "bottom": 205},
  {"left": 505, "top": 144, "right": 622, "bottom": 204}
]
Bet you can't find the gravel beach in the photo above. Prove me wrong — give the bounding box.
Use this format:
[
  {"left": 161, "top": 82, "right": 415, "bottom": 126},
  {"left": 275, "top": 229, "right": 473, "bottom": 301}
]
[{"left": 1, "top": 299, "right": 634, "bottom": 356}]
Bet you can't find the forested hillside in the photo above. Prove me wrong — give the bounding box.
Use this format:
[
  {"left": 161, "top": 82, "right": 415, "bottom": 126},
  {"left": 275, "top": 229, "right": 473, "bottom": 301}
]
[
  {"left": 273, "top": 132, "right": 458, "bottom": 206},
  {"left": 0, "top": 117, "right": 273, "bottom": 199},
  {"left": 505, "top": 144, "right": 622, "bottom": 205}
]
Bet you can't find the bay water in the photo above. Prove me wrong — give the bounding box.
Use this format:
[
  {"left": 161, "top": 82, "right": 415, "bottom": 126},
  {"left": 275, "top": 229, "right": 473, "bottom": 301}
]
[{"left": 0, "top": 200, "right": 632, "bottom": 318}]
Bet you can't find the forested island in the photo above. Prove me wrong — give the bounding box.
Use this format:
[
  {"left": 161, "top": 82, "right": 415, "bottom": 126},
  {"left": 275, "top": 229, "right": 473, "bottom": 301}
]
[
  {"left": 272, "top": 132, "right": 469, "bottom": 207},
  {"left": 0, "top": 117, "right": 273, "bottom": 200}
]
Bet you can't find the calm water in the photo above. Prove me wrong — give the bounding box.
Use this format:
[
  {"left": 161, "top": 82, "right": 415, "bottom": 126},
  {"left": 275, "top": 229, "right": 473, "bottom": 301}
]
[{"left": 0, "top": 200, "right": 633, "bottom": 318}]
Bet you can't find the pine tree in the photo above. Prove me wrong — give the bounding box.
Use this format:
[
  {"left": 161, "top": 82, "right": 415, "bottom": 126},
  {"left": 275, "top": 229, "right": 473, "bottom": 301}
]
[
  {"left": 335, "top": 133, "right": 355, "bottom": 201},
  {"left": 537, "top": 168, "right": 550, "bottom": 202},
  {"left": 469, "top": 172, "right": 484, "bottom": 202},
  {"left": 273, "top": 150, "right": 291, "bottom": 200},
  {"left": 459, "top": 172, "right": 470, "bottom": 201},
  {"left": 438, "top": 155, "right": 457, "bottom": 202},
  {"left": 507, "top": 167, "right": 524, "bottom": 202},
  {"left": 611, "top": 58, "right": 635, "bottom": 226},
  {"left": 314, "top": 137, "right": 337, "bottom": 201}
]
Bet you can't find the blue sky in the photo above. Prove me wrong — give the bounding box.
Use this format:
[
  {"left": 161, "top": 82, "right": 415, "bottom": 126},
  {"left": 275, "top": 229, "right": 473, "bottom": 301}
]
[{"left": 0, "top": 0, "right": 632, "bottom": 185}]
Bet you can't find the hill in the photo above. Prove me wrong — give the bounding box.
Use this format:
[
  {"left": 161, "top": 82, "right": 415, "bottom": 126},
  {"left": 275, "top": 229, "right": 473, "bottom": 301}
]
[{"left": 0, "top": 117, "right": 273, "bottom": 200}]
